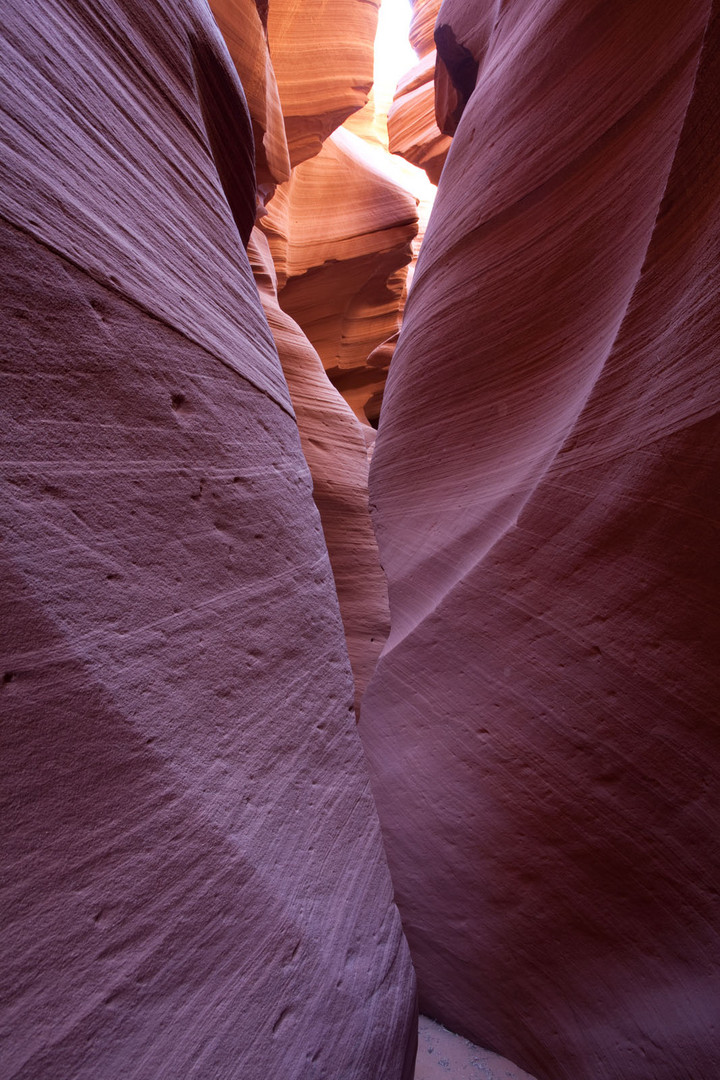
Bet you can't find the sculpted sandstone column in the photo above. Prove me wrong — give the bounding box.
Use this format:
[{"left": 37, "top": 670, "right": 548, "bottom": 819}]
[{"left": 361, "top": 2, "right": 720, "bottom": 1078}]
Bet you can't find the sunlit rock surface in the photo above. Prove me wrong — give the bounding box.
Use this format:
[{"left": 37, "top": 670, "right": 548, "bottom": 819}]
[
  {"left": 387, "top": 52, "right": 451, "bottom": 186},
  {"left": 387, "top": 0, "right": 451, "bottom": 185},
  {"left": 362, "top": 2, "right": 720, "bottom": 1079},
  {"left": 248, "top": 230, "right": 390, "bottom": 713},
  {"left": 268, "top": 0, "right": 380, "bottom": 166},
  {"left": 262, "top": 128, "right": 418, "bottom": 425},
  {"left": 0, "top": 2, "right": 416, "bottom": 1077},
  {"left": 408, "top": 0, "right": 441, "bottom": 57}
]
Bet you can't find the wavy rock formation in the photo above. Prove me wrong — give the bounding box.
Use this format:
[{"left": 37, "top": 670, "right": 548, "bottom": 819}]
[
  {"left": 217, "top": 0, "right": 405, "bottom": 710},
  {"left": 209, "top": 0, "right": 291, "bottom": 192},
  {"left": 362, "top": 2, "right": 720, "bottom": 1079},
  {"left": 387, "top": 53, "right": 451, "bottom": 186},
  {"left": 261, "top": 127, "right": 418, "bottom": 425},
  {"left": 268, "top": 0, "right": 380, "bottom": 167},
  {"left": 407, "top": 0, "right": 440, "bottom": 56},
  {"left": 248, "top": 230, "right": 390, "bottom": 713},
  {"left": 387, "top": 0, "right": 451, "bottom": 185},
  {"left": 0, "top": 2, "right": 416, "bottom": 1077}
]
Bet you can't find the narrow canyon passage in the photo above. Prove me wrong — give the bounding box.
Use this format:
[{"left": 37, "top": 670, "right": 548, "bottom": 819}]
[{"left": 1, "top": 2, "right": 718, "bottom": 1080}]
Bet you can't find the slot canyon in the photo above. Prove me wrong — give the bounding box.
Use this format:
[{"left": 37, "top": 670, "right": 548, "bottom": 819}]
[{"left": 1, "top": 0, "right": 718, "bottom": 1078}]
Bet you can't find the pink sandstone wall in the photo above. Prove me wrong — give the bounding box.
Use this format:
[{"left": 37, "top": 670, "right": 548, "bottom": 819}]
[
  {"left": 248, "top": 229, "right": 391, "bottom": 713},
  {"left": 361, "top": 1, "right": 720, "bottom": 1078}
]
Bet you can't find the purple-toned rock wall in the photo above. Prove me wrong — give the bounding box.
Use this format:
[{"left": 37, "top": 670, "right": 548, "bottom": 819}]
[
  {"left": 0, "top": 2, "right": 416, "bottom": 1077},
  {"left": 361, "top": 2, "right": 720, "bottom": 1079}
]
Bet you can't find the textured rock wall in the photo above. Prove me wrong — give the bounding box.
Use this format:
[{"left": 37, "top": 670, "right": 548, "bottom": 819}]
[
  {"left": 248, "top": 230, "right": 390, "bottom": 712},
  {"left": 209, "top": 0, "right": 413, "bottom": 700},
  {"left": 0, "top": 1, "right": 416, "bottom": 1077},
  {"left": 362, "top": 2, "right": 720, "bottom": 1079}
]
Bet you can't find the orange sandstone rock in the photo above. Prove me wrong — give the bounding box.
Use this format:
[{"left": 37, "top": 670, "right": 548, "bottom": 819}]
[
  {"left": 387, "top": 0, "right": 451, "bottom": 185},
  {"left": 387, "top": 53, "right": 452, "bottom": 185},
  {"left": 262, "top": 128, "right": 418, "bottom": 425},
  {"left": 268, "top": 0, "right": 381, "bottom": 167},
  {"left": 409, "top": 0, "right": 442, "bottom": 58}
]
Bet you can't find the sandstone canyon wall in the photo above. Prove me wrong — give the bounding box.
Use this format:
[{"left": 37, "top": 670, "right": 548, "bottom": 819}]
[
  {"left": 248, "top": 228, "right": 391, "bottom": 712},
  {"left": 212, "top": 0, "right": 416, "bottom": 703},
  {"left": 0, "top": 1, "right": 417, "bottom": 1077},
  {"left": 362, "top": 2, "right": 720, "bottom": 1079}
]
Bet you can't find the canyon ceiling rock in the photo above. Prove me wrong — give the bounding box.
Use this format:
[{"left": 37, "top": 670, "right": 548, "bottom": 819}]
[{"left": 209, "top": 0, "right": 291, "bottom": 191}]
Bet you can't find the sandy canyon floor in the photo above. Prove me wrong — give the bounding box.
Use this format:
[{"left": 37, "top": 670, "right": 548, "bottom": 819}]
[{"left": 415, "top": 1018, "right": 537, "bottom": 1079}]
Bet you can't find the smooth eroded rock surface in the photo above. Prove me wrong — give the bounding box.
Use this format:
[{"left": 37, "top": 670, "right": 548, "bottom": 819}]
[
  {"left": 362, "top": 2, "right": 720, "bottom": 1078},
  {"left": 0, "top": 2, "right": 416, "bottom": 1077}
]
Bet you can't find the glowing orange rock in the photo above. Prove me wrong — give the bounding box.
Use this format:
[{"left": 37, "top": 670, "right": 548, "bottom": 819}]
[
  {"left": 387, "top": 0, "right": 451, "bottom": 184},
  {"left": 262, "top": 128, "right": 417, "bottom": 425},
  {"left": 387, "top": 53, "right": 451, "bottom": 185},
  {"left": 268, "top": 0, "right": 381, "bottom": 166}
]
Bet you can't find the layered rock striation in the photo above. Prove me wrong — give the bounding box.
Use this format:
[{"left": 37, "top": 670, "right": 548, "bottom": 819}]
[
  {"left": 0, "top": 1, "right": 416, "bottom": 1077},
  {"left": 362, "top": 2, "right": 720, "bottom": 1079},
  {"left": 248, "top": 229, "right": 391, "bottom": 712},
  {"left": 268, "top": 0, "right": 380, "bottom": 166},
  {"left": 261, "top": 127, "right": 418, "bottom": 426},
  {"left": 387, "top": 0, "right": 451, "bottom": 185}
]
